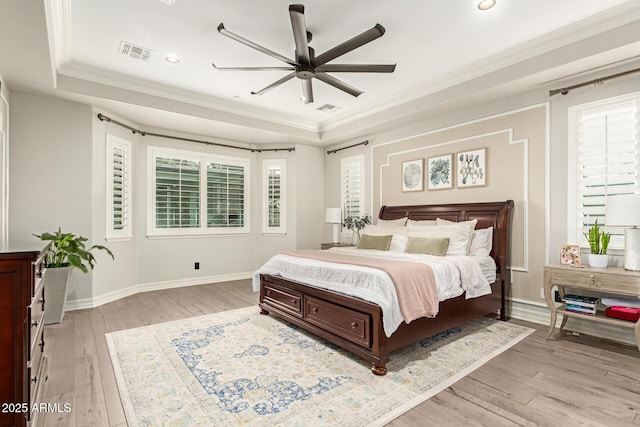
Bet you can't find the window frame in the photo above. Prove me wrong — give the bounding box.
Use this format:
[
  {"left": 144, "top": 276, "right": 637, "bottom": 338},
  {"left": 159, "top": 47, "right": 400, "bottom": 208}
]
[
  {"left": 262, "top": 159, "right": 286, "bottom": 234},
  {"left": 147, "top": 146, "right": 251, "bottom": 237},
  {"left": 567, "top": 91, "right": 639, "bottom": 250},
  {"left": 106, "top": 134, "right": 132, "bottom": 241}
]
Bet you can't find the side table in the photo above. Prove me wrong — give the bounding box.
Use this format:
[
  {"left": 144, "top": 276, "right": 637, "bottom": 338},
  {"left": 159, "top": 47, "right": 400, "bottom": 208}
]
[{"left": 543, "top": 263, "right": 640, "bottom": 351}]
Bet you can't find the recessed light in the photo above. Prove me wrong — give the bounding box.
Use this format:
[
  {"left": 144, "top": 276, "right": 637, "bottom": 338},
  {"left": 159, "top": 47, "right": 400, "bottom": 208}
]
[
  {"left": 477, "top": 0, "right": 496, "bottom": 10},
  {"left": 165, "top": 56, "right": 180, "bottom": 64}
]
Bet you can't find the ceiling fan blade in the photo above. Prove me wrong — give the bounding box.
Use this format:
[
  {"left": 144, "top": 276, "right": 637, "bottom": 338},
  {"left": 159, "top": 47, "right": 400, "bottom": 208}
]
[
  {"left": 314, "top": 73, "right": 363, "bottom": 97},
  {"left": 312, "top": 24, "right": 386, "bottom": 67},
  {"left": 217, "top": 23, "right": 296, "bottom": 66},
  {"left": 212, "top": 63, "right": 295, "bottom": 71},
  {"left": 289, "top": 4, "right": 310, "bottom": 65},
  {"left": 315, "top": 64, "right": 396, "bottom": 73},
  {"left": 251, "top": 72, "right": 296, "bottom": 96},
  {"left": 301, "top": 79, "right": 314, "bottom": 104}
]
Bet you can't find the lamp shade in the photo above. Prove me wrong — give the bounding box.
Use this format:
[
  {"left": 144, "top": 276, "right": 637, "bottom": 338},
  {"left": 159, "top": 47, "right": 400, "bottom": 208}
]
[
  {"left": 606, "top": 194, "right": 640, "bottom": 227},
  {"left": 325, "top": 208, "right": 342, "bottom": 224}
]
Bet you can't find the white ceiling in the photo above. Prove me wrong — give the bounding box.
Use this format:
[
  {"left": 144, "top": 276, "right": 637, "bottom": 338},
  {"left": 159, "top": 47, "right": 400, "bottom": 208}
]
[{"left": 1, "top": 0, "right": 639, "bottom": 146}]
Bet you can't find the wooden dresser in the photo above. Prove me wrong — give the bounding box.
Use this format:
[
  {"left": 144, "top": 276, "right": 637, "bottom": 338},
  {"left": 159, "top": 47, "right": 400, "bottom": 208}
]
[{"left": 0, "top": 245, "right": 48, "bottom": 427}]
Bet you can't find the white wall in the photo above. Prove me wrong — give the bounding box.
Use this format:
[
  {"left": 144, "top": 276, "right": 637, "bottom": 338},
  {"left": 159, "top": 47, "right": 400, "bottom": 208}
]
[
  {"left": 9, "top": 91, "right": 94, "bottom": 301},
  {"left": 294, "top": 144, "right": 325, "bottom": 249}
]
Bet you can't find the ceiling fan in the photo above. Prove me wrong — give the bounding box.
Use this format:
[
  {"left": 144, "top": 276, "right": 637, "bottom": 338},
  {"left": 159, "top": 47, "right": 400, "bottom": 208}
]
[{"left": 212, "top": 4, "right": 396, "bottom": 104}]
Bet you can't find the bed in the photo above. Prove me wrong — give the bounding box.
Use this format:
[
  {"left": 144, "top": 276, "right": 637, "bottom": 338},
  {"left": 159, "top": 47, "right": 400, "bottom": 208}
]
[{"left": 255, "top": 200, "right": 514, "bottom": 375}]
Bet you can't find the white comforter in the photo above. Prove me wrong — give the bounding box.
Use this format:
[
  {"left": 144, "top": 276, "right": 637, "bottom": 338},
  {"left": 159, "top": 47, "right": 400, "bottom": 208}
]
[{"left": 252, "top": 247, "right": 496, "bottom": 336}]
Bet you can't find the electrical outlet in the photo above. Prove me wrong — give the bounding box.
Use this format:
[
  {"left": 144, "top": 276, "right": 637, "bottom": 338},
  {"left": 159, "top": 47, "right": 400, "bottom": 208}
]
[
  {"left": 540, "top": 287, "right": 544, "bottom": 299},
  {"left": 194, "top": 262, "right": 200, "bottom": 270}
]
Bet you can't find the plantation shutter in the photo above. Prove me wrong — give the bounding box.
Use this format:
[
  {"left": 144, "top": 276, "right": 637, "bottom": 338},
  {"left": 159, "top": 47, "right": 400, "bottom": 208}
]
[
  {"left": 267, "top": 167, "right": 281, "bottom": 227},
  {"left": 577, "top": 97, "right": 639, "bottom": 248},
  {"left": 112, "top": 146, "right": 127, "bottom": 230},
  {"left": 207, "top": 163, "right": 245, "bottom": 227},
  {"left": 106, "top": 134, "right": 132, "bottom": 239},
  {"left": 155, "top": 157, "right": 200, "bottom": 228},
  {"left": 341, "top": 156, "right": 364, "bottom": 219}
]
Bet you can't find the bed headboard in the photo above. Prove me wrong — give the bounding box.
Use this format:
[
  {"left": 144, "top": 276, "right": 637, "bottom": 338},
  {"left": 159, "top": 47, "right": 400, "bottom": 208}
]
[{"left": 378, "top": 200, "right": 514, "bottom": 280}]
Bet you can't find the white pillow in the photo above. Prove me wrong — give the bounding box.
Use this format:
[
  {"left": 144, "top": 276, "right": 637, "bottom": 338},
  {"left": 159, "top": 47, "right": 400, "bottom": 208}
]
[
  {"left": 406, "top": 219, "right": 437, "bottom": 227},
  {"left": 436, "top": 217, "right": 478, "bottom": 232},
  {"left": 469, "top": 227, "right": 493, "bottom": 257},
  {"left": 377, "top": 217, "right": 408, "bottom": 227},
  {"left": 362, "top": 224, "right": 408, "bottom": 252},
  {"left": 408, "top": 224, "right": 473, "bottom": 256}
]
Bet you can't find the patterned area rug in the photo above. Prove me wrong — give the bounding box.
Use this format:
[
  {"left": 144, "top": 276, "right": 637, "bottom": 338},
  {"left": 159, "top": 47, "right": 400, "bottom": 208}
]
[{"left": 106, "top": 306, "right": 533, "bottom": 426}]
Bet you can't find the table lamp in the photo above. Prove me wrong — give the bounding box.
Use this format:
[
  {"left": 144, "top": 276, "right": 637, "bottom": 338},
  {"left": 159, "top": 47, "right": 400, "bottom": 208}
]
[
  {"left": 606, "top": 194, "right": 640, "bottom": 271},
  {"left": 325, "top": 208, "right": 342, "bottom": 244}
]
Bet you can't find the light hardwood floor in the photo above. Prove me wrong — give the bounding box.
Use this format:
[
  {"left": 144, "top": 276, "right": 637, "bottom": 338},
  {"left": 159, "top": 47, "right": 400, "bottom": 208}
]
[{"left": 40, "top": 280, "right": 640, "bottom": 426}]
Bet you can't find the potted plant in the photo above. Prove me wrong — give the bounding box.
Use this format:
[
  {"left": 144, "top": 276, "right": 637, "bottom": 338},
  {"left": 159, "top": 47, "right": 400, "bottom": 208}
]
[
  {"left": 34, "top": 228, "right": 114, "bottom": 324},
  {"left": 342, "top": 214, "right": 372, "bottom": 245},
  {"left": 584, "top": 219, "right": 611, "bottom": 268}
]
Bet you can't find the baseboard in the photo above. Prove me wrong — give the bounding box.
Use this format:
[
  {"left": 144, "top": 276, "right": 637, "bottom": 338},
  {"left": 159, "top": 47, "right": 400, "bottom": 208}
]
[
  {"left": 65, "top": 281, "right": 637, "bottom": 348},
  {"left": 510, "top": 297, "right": 637, "bottom": 347},
  {"left": 65, "top": 272, "right": 254, "bottom": 311}
]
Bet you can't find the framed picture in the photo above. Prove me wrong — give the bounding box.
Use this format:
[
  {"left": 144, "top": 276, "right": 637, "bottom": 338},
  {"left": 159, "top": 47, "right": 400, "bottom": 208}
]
[
  {"left": 427, "top": 154, "right": 453, "bottom": 190},
  {"left": 561, "top": 244, "right": 581, "bottom": 266},
  {"left": 456, "top": 148, "right": 486, "bottom": 187},
  {"left": 401, "top": 159, "right": 424, "bottom": 192}
]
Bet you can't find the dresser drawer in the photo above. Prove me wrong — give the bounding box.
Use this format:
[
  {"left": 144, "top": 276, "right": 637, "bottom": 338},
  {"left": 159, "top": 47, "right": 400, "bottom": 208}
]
[
  {"left": 28, "top": 329, "right": 45, "bottom": 411},
  {"left": 304, "top": 296, "right": 371, "bottom": 348},
  {"left": 28, "top": 284, "right": 45, "bottom": 358},
  {"left": 263, "top": 284, "right": 303, "bottom": 318}
]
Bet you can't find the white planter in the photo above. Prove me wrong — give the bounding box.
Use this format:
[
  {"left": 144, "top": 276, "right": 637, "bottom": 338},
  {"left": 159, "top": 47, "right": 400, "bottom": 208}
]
[
  {"left": 587, "top": 253, "right": 608, "bottom": 268},
  {"left": 43, "top": 266, "right": 72, "bottom": 324},
  {"left": 352, "top": 230, "right": 361, "bottom": 245}
]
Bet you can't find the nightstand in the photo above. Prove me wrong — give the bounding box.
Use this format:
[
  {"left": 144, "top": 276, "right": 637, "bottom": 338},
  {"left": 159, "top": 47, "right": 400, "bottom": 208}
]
[
  {"left": 543, "top": 263, "right": 640, "bottom": 350},
  {"left": 321, "top": 243, "right": 356, "bottom": 250}
]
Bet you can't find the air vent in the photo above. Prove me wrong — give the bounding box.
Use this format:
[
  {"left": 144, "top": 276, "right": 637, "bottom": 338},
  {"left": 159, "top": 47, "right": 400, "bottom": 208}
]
[
  {"left": 316, "top": 104, "right": 341, "bottom": 112},
  {"left": 119, "top": 42, "right": 152, "bottom": 61}
]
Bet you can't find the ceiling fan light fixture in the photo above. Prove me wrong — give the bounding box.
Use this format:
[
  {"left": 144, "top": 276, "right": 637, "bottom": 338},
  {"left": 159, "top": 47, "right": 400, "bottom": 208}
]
[
  {"left": 165, "top": 56, "right": 180, "bottom": 64},
  {"left": 477, "top": 0, "right": 496, "bottom": 10}
]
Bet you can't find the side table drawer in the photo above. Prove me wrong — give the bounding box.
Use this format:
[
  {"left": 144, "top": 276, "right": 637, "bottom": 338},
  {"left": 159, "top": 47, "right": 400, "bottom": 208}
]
[{"left": 550, "top": 268, "right": 639, "bottom": 294}]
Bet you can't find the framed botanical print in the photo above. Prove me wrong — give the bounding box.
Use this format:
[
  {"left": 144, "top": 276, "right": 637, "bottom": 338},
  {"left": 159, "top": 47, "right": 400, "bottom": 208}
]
[
  {"left": 457, "top": 148, "right": 486, "bottom": 187},
  {"left": 427, "top": 154, "right": 453, "bottom": 190},
  {"left": 401, "top": 159, "right": 423, "bottom": 192},
  {"left": 561, "top": 244, "right": 581, "bottom": 266}
]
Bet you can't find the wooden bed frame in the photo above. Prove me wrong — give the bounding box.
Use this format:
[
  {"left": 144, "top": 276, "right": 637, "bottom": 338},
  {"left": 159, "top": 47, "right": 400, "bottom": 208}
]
[{"left": 259, "top": 200, "right": 514, "bottom": 375}]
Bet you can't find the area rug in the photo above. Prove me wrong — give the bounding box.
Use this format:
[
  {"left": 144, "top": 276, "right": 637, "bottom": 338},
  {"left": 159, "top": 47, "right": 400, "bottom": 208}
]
[{"left": 106, "top": 306, "right": 533, "bottom": 426}]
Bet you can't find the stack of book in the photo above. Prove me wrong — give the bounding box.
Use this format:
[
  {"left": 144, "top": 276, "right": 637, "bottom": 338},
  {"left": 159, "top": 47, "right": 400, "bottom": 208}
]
[{"left": 562, "top": 294, "right": 598, "bottom": 316}]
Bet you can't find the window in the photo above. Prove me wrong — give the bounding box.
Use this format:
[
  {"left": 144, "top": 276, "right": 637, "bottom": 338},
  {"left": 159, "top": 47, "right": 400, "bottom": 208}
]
[
  {"left": 106, "top": 134, "right": 132, "bottom": 240},
  {"left": 148, "top": 146, "right": 250, "bottom": 236},
  {"left": 262, "top": 159, "right": 286, "bottom": 234},
  {"left": 569, "top": 92, "right": 639, "bottom": 249},
  {"left": 341, "top": 155, "right": 365, "bottom": 219}
]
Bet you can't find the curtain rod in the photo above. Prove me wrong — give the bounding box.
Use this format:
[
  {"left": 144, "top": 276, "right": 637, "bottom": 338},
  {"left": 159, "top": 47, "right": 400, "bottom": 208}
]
[
  {"left": 96, "top": 113, "right": 295, "bottom": 153},
  {"left": 549, "top": 67, "right": 640, "bottom": 97},
  {"left": 326, "top": 140, "right": 369, "bottom": 155}
]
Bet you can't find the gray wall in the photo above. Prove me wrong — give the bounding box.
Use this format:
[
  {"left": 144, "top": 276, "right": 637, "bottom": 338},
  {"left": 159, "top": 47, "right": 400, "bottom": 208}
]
[{"left": 9, "top": 92, "right": 94, "bottom": 300}]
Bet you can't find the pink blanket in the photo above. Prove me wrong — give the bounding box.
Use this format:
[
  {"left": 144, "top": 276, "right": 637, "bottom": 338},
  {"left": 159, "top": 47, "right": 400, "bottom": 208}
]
[{"left": 281, "top": 250, "right": 439, "bottom": 322}]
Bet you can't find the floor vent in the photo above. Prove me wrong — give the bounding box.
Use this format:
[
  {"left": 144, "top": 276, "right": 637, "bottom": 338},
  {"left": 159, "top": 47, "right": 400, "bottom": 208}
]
[{"left": 119, "top": 42, "right": 152, "bottom": 62}]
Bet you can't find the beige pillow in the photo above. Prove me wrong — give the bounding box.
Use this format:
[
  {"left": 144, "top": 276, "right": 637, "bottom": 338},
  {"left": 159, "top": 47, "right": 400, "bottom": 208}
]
[
  {"left": 409, "top": 224, "right": 473, "bottom": 256},
  {"left": 362, "top": 225, "right": 408, "bottom": 252},
  {"left": 405, "top": 237, "right": 450, "bottom": 256},
  {"left": 358, "top": 234, "right": 393, "bottom": 251}
]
